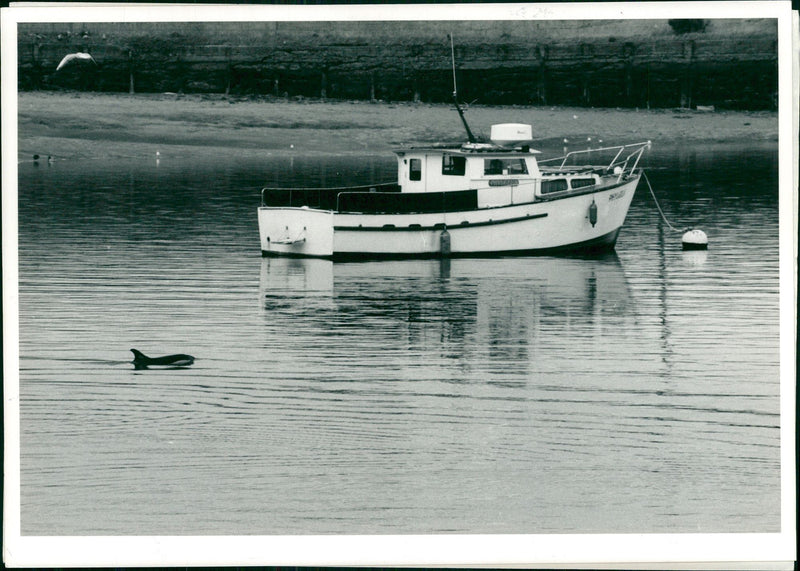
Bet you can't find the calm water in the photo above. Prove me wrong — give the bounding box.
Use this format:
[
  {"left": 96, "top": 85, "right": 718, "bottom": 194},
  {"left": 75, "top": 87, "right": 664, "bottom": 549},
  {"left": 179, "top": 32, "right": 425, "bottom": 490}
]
[{"left": 16, "top": 142, "right": 781, "bottom": 535}]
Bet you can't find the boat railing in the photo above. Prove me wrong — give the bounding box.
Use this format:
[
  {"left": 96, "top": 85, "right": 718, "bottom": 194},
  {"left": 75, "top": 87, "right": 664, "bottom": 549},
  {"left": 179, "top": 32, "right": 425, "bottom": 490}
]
[
  {"left": 261, "top": 182, "right": 399, "bottom": 208},
  {"left": 538, "top": 141, "right": 650, "bottom": 182}
]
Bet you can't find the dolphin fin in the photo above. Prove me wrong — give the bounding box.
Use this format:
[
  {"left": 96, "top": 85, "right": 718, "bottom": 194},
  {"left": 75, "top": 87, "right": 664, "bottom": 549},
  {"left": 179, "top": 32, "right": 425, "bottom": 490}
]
[{"left": 130, "top": 348, "right": 148, "bottom": 361}]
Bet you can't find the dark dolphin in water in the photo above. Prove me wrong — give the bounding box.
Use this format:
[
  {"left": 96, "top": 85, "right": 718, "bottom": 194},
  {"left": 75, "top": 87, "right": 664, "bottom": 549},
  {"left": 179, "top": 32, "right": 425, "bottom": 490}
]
[{"left": 131, "top": 348, "right": 195, "bottom": 370}]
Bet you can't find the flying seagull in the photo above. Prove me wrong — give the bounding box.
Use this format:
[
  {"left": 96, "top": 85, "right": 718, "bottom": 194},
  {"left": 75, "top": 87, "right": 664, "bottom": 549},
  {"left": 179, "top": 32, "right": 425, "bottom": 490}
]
[{"left": 56, "top": 52, "right": 97, "bottom": 71}]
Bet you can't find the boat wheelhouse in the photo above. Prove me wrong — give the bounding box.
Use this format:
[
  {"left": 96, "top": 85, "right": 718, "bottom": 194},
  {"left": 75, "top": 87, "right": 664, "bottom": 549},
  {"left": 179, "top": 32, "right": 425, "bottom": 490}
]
[{"left": 258, "top": 122, "right": 649, "bottom": 260}]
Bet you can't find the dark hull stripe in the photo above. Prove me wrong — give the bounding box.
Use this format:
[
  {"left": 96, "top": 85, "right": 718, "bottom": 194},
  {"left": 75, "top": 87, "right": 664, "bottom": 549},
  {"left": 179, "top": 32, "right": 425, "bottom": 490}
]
[
  {"left": 261, "top": 229, "right": 621, "bottom": 261},
  {"left": 333, "top": 212, "right": 547, "bottom": 232}
]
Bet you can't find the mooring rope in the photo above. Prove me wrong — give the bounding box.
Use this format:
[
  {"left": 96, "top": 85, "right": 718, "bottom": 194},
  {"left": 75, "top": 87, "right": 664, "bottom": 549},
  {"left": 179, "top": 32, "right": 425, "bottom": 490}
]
[{"left": 642, "top": 170, "right": 683, "bottom": 233}]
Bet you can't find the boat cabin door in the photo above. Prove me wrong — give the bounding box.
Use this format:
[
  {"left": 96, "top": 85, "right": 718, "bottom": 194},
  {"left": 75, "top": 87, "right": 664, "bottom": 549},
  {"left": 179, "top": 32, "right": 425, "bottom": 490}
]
[{"left": 398, "top": 154, "right": 426, "bottom": 192}]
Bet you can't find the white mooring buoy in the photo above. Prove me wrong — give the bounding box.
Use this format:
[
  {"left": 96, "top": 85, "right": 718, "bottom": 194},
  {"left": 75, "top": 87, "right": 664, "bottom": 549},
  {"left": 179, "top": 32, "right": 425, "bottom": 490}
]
[
  {"left": 682, "top": 229, "right": 708, "bottom": 250},
  {"left": 642, "top": 171, "right": 708, "bottom": 251}
]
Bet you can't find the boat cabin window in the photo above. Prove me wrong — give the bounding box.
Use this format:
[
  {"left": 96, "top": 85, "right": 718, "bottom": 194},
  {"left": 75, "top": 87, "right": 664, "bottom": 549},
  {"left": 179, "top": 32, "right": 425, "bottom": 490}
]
[
  {"left": 409, "top": 158, "right": 422, "bottom": 181},
  {"left": 484, "top": 158, "right": 528, "bottom": 176},
  {"left": 570, "top": 178, "right": 596, "bottom": 189},
  {"left": 541, "top": 178, "right": 568, "bottom": 194},
  {"left": 442, "top": 155, "right": 466, "bottom": 176}
]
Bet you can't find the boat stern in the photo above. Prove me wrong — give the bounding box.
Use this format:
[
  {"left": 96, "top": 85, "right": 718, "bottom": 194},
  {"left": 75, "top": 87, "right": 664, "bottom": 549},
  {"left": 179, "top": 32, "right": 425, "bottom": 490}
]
[{"left": 258, "top": 207, "right": 334, "bottom": 258}]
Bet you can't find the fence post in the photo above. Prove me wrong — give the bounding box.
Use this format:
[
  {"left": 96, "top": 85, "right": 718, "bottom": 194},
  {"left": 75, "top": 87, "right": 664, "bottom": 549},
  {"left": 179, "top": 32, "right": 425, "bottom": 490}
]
[
  {"left": 370, "top": 71, "right": 376, "bottom": 102},
  {"left": 32, "top": 43, "right": 42, "bottom": 89},
  {"left": 536, "top": 44, "right": 548, "bottom": 105},
  {"left": 128, "top": 49, "right": 135, "bottom": 94},
  {"left": 680, "top": 40, "right": 695, "bottom": 108},
  {"left": 225, "top": 46, "right": 231, "bottom": 96}
]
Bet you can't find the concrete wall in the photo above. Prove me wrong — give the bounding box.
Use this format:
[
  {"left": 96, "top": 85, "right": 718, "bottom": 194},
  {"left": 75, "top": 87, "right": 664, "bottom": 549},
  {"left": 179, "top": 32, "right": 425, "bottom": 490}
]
[{"left": 17, "top": 20, "right": 778, "bottom": 109}]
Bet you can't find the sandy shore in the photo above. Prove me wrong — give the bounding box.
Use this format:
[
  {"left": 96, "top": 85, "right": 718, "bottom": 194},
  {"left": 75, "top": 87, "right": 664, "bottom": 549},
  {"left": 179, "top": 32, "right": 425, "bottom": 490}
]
[{"left": 17, "top": 91, "right": 778, "bottom": 162}]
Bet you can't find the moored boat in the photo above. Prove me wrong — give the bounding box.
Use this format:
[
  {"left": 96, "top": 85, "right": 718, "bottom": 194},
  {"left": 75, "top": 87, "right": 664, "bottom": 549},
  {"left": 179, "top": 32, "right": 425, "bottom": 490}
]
[
  {"left": 259, "top": 35, "right": 648, "bottom": 260},
  {"left": 258, "top": 122, "right": 649, "bottom": 260}
]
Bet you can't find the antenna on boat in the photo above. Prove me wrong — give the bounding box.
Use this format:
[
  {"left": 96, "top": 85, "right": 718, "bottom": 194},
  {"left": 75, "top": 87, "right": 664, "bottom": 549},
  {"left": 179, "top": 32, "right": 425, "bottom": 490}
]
[{"left": 449, "top": 34, "right": 477, "bottom": 144}]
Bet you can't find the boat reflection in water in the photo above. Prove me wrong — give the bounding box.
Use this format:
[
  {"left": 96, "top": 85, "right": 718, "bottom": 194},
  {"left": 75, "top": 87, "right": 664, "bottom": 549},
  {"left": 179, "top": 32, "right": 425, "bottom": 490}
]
[{"left": 259, "top": 254, "right": 634, "bottom": 380}]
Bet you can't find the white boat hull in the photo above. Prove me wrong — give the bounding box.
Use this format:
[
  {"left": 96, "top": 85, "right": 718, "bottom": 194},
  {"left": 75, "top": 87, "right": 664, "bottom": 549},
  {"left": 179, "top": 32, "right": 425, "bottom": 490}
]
[{"left": 259, "top": 176, "right": 639, "bottom": 259}]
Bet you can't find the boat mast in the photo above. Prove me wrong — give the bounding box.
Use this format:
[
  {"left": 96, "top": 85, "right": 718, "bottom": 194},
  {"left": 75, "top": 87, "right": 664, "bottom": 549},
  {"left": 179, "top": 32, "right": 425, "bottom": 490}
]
[{"left": 449, "top": 34, "right": 477, "bottom": 144}]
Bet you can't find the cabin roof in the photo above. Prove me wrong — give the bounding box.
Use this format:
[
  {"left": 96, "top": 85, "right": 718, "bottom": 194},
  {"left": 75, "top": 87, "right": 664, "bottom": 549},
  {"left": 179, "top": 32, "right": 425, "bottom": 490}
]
[{"left": 395, "top": 143, "right": 540, "bottom": 156}]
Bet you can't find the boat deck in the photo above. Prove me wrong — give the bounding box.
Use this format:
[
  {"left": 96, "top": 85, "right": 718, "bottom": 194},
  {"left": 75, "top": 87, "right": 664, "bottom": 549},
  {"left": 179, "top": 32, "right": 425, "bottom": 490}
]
[{"left": 261, "top": 182, "right": 399, "bottom": 211}]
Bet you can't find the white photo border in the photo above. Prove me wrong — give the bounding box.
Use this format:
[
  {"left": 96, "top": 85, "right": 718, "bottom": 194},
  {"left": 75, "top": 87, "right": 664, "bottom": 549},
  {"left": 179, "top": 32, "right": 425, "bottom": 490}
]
[{"left": 2, "top": 2, "right": 796, "bottom": 568}]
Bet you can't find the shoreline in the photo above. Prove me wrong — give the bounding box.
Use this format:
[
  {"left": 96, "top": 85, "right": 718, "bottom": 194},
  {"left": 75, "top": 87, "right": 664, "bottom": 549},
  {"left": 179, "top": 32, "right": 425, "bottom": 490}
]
[{"left": 17, "top": 91, "right": 778, "bottom": 162}]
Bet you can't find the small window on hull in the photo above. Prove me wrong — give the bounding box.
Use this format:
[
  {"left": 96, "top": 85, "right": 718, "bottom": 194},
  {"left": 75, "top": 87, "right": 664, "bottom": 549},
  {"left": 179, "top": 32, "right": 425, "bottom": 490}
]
[
  {"left": 570, "top": 178, "right": 596, "bottom": 189},
  {"left": 410, "top": 158, "right": 422, "bottom": 181},
  {"left": 442, "top": 155, "right": 466, "bottom": 176},
  {"left": 541, "top": 178, "right": 568, "bottom": 194}
]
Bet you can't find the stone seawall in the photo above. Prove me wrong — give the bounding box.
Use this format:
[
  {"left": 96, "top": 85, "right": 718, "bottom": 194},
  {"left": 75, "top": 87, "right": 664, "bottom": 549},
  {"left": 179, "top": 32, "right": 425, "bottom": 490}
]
[{"left": 18, "top": 20, "right": 778, "bottom": 110}]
